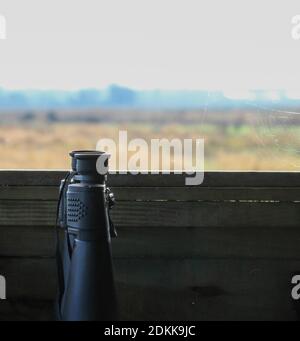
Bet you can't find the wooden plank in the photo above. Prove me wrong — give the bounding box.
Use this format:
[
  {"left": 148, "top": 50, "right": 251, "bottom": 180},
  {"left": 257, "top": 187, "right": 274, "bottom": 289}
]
[
  {"left": 0, "top": 258, "right": 56, "bottom": 298},
  {"left": 0, "top": 185, "right": 300, "bottom": 202},
  {"left": 0, "top": 257, "right": 298, "bottom": 321},
  {"left": 110, "top": 171, "right": 300, "bottom": 188},
  {"left": 0, "top": 299, "right": 54, "bottom": 321},
  {"left": 1, "top": 200, "right": 300, "bottom": 228},
  {"left": 116, "top": 258, "right": 300, "bottom": 321},
  {"left": 1, "top": 170, "right": 300, "bottom": 187},
  {"left": 0, "top": 226, "right": 56, "bottom": 257},
  {"left": 0, "top": 186, "right": 59, "bottom": 201},
  {"left": 0, "top": 171, "right": 68, "bottom": 187},
  {"left": 110, "top": 186, "right": 300, "bottom": 202},
  {"left": 0, "top": 200, "right": 57, "bottom": 226},
  {"left": 114, "top": 226, "right": 300, "bottom": 261},
  {"left": 113, "top": 201, "right": 298, "bottom": 228},
  {"left": 1, "top": 225, "right": 300, "bottom": 261}
]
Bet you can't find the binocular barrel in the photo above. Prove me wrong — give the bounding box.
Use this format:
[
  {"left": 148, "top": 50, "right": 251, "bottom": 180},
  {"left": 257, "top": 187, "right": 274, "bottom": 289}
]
[{"left": 56, "top": 150, "right": 118, "bottom": 321}]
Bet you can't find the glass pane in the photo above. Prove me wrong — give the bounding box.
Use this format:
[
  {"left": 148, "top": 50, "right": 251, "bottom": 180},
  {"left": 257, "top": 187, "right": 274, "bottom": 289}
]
[{"left": 0, "top": 0, "right": 299, "bottom": 170}]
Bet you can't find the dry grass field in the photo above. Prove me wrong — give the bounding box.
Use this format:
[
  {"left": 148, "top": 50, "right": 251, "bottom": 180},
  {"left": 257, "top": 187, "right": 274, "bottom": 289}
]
[{"left": 0, "top": 108, "right": 300, "bottom": 171}]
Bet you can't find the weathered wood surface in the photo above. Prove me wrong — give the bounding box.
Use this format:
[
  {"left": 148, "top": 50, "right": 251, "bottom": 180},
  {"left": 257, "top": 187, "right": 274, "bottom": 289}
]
[
  {"left": 0, "top": 200, "right": 300, "bottom": 228},
  {"left": 2, "top": 225, "right": 300, "bottom": 260},
  {"left": 0, "top": 258, "right": 299, "bottom": 321},
  {"left": 0, "top": 170, "right": 300, "bottom": 187},
  {"left": 0, "top": 171, "right": 300, "bottom": 321},
  {"left": 2, "top": 185, "right": 300, "bottom": 202}
]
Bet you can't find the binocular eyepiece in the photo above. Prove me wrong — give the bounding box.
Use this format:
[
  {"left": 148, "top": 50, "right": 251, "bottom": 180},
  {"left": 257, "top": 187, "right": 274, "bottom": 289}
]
[{"left": 69, "top": 150, "right": 110, "bottom": 184}]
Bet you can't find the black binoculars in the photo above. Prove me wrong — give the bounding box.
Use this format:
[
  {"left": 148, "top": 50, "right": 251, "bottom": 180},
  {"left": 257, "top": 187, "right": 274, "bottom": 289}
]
[{"left": 55, "top": 150, "right": 118, "bottom": 321}]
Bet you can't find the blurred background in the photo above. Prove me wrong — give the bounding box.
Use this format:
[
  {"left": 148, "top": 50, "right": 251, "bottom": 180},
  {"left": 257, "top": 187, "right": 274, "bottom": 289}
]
[{"left": 0, "top": 0, "right": 300, "bottom": 170}]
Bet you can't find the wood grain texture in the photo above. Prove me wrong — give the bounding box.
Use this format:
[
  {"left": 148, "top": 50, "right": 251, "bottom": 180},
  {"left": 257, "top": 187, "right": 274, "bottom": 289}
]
[
  {"left": 0, "top": 171, "right": 300, "bottom": 321},
  {"left": 0, "top": 257, "right": 299, "bottom": 321},
  {"left": 0, "top": 185, "right": 300, "bottom": 202},
  {"left": 1, "top": 225, "right": 300, "bottom": 260},
  {"left": 1, "top": 170, "right": 300, "bottom": 187},
  {"left": 0, "top": 200, "right": 300, "bottom": 228}
]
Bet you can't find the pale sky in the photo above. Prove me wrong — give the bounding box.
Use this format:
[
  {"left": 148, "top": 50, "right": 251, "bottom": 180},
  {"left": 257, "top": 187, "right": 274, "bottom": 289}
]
[{"left": 0, "top": 0, "right": 300, "bottom": 96}]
